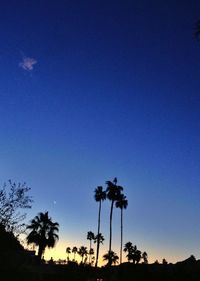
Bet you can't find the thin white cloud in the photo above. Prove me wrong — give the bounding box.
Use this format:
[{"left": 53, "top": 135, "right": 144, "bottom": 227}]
[{"left": 19, "top": 57, "right": 37, "bottom": 71}]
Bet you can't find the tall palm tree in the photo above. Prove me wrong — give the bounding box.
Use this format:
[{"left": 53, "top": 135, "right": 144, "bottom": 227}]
[
  {"left": 26, "top": 211, "right": 59, "bottom": 261},
  {"left": 78, "top": 246, "right": 88, "bottom": 264},
  {"left": 94, "top": 186, "right": 106, "bottom": 267},
  {"left": 116, "top": 193, "right": 128, "bottom": 264},
  {"left": 103, "top": 250, "right": 119, "bottom": 266},
  {"left": 87, "top": 231, "right": 95, "bottom": 264},
  {"left": 106, "top": 178, "right": 123, "bottom": 265},
  {"left": 66, "top": 246, "right": 71, "bottom": 261},
  {"left": 72, "top": 246, "right": 78, "bottom": 261}
]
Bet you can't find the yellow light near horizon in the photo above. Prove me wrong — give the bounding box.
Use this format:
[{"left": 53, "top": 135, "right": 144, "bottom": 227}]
[{"left": 26, "top": 237, "right": 186, "bottom": 266}]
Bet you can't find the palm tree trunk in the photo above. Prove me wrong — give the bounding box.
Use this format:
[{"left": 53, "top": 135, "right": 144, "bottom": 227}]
[
  {"left": 95, "top": 200, "right": 101, "bottom": 267},
  {"left": 109, "top": 200, "right": 114, "bottom": 266},
  {"left": 120, "top": 208, "right": 123, "bottom": 264},
  {"left": 38, "top": 245, "right": 44, "bottom": 261},
  {"left": 89, "top": 239, "right": 91, "bottom": 264}
]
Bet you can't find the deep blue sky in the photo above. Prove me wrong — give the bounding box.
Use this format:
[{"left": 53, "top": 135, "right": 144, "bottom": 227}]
[{"left": 1, "top": 0, "right": 200, "bottom": 263}]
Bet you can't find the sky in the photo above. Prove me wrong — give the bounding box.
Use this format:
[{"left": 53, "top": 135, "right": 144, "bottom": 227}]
[{"left": 1, "top": 0, "right": 200, "bottom": 265}]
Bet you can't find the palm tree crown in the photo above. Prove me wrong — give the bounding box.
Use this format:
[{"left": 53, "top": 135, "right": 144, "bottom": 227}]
[
  {"left": 106, "top": 178, "right": 123, "bottom": 202},
  {"left": 78, "top": 246, "right": 88, "bottom": 263},
  {"left": 94, "top": 186, "right": 106, "bottom": 202},
  {"left": 103, "top": 250, "right": 119, "bottom": 266},
  {"left": 66, "top": 246, "right": 71, "bottom": 261},
  {"left": 124, "top": 242, "right": 142, "bottom": 264},
  {"left": 115, "top": 194, "right": 128, "bottom": 210},
  {"left": 87, "top": 231, "right": 95, "bottom": 264},
  {"left": 72, "top": 246, "right": 78, "bottom": 261},
  {"left": 26, "top": 211, "right": 59, "bottom": 260}
]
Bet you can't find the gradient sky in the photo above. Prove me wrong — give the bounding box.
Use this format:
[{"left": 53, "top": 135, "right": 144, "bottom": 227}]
[{"left": 1, "top": 0, "right": 200, "bottom": 264}]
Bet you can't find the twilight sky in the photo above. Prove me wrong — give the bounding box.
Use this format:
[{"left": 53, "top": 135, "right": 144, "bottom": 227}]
[{"left": 1, "top": 0, "right": 200, "bottom": 264}]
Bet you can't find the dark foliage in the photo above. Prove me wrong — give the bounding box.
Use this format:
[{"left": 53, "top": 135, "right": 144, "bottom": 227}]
[
  {"left": 1, "top": 255, "right": 200, "bottom": 281},
  {"left": 0, "top": 180, "right": 33, "bottom": 235}
]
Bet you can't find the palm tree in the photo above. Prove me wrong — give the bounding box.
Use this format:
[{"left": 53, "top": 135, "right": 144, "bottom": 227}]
[
  {"left": 26, "top": 211, "right": 59, "bottom": 261},
  {"left": 72, "top": 246, "right": 78, "bottom": 261},
  {"left": 94, "top": 186, "right": 106, "bottom": 267},
  {"left": 103, "top": 250, "right": 119, "bottom": 266},
  {"left": 94, "top": 233, "right": 104, "bottom": 246},
  {"left": 89, "top": 248, "right": 94, "bottom": 265},
  {"left": 116, "top": 193, "right": 128, "bottom": 264},
  {"left": 106, "top": 177, "right": 123, "bottom": 265},
  {"left": 66, "top": 246, "right": 71, "bottom": 261},
  {"left": 124, "top": 242, "right": 141, "bottom": 264},
  {"left": 134, "top": 249, "right": 142, "bottom": 264},
  {"left": 78, "top": 246, "right": 88, "bottom": 264},
  {"left": 87, "top": 231, "right": 95, "bottom": 264},
  {"left": 124, "top": 241, "right": 134, "bottom": 262}
]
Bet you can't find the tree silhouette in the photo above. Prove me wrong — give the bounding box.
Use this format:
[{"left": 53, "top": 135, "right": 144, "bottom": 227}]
[
  {"left": 162, "top": 258, "right": 168, "bottom": 264},
  {"left": 0, "top": 223, "right": 24, "bottom": 251},
  {"left": 116, "top": 193, "right": 128, "bottom": 264},
  {"left": 87, "top": 231, "right": 95, "bottom": 264},
  {"left": 0, "top": 180, "right": 33, "bottom": 234},
  {"left": 94, "top": 233, "right": 104, "bottom": 246},
  {"left": 72, "top": 246, "right": 78, "bottom": 261},
  {"left": 124, "top": 242, "right": 141, "bottom": 264},
  {"left": 94, "top": 186, "right": 106, "bottom": 267},
  {"left": 26, "top": 211, "right": 59, "bottom": 261},
  {"left": 78, "top": 246, "right": 88, "bottom": 264},
  {"left": 106, "top": 177, "right": 123, "bottom": 265},
  {"left": 142, "top": 251, "right": 148, "bottom": 264},
  {"left": 66, "top": 246, "right": 71, "bottom": 261},
  {"left": 103, "top": 250, "right": 119, "bottom": 266},
  {"left": 89, "top": 248, "right": 94, "bottom": 264},
  {"left": 124, "top": 241, "right": 134, "bottom": 262}
]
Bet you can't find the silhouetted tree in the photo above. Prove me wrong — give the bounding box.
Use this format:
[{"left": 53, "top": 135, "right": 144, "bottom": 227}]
[
  {"left": 106, "top": 178, "right": 123, "bottom": 265},
  {"left": 78, "top": 246, "right": 88, "bottom": 264},
  {"left": 162, "top": 258, "right": 168, "bottom": 264},
  {"left": 116, "top": 193, "right": 128, "bottom": 264},
  {"left": 94, "top": 186, "right": 106, "bottom": 267},
  {"left": 94, "top": 233, "right": 104, "bottom": 246},
  {"left": 134, "top": 249, "right": 142, "bottom": 264},
  {"left": 72, "top": 246, "right": 78, "bottom": 261},
  {"left": 124, "top": 242, "right": 141, "bottom": 264},
  {"left": 87, "top": 231, "right": 95, "bottom": 264},
  {"left": 66, "top": 246, "right": 71, "bottom": 261},
  {"left": 0, "top": 223, "right": 24, "bottom": 251},
  {"left": 124, "top": 242, "right": 135, "bottom": 262},
  {"left": 26, "top": 211, "right": 59, "bottom": 261},
  {"left": 89, "top": 248, "right": 94, "bottom": 265},
  {"left": 142, "top": 251, "right": 148, "bottom": 264},
  {"left": 103, "top": 250, "right": 119, "bottom": 266},
  {"left": 0, "top": 180, "right": 33, "bottom": 234}
]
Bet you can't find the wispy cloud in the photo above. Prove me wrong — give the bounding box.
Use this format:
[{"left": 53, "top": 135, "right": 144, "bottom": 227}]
[{"left": 19, "top": 57, "right": 37, "bottom": 71}]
